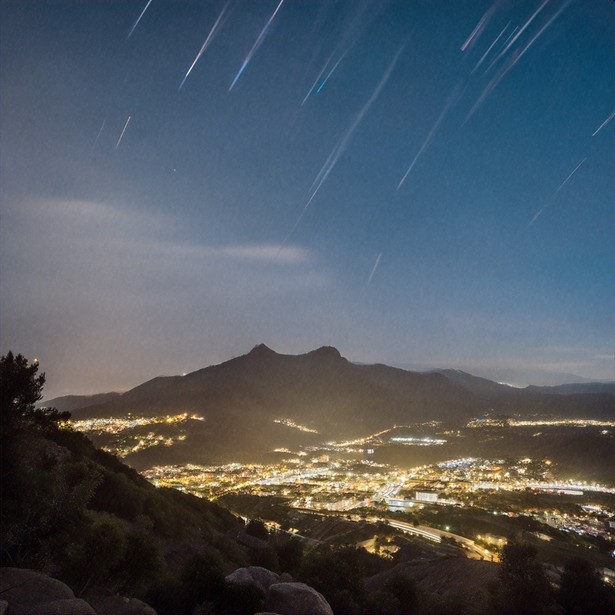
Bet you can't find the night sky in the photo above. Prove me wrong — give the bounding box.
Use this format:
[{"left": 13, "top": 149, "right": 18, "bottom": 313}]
[{"left": 1, "top": 0, "right": 613, "bottom": 398}]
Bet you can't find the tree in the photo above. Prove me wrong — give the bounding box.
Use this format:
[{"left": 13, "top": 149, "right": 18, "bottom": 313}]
[
  {"left": 488, "top": 541, "right": 558, "bottom": 615},
  {"left": 246, "top": 518, "right": 269, "bottom": 540},
  {"left": 558, "top": 557, "right": 614, "bottom": 615},
  {"left": 0, "top": 352, "right": 69, "bottom": 435},
  {"left": 1, "top": 351, "right": 45, "bottom": 432}
]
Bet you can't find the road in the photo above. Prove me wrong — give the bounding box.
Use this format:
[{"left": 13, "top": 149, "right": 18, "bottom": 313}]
[{"left": 384, "top": 518, "right": 495, "bottom": 560}]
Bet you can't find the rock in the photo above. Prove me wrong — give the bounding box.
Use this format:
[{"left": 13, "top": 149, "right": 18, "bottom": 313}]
[
  {"left": 0, "top": 568, "right": 74, "bottom": 607},
  {"left": 265, "top": 582, "right": 334, "bottom": 615},
  {"left": 0, "top": 600, "right": 8, "bottom": 615},
  {"left": 226, "top": 566, "right": 280, "bottom": 592},
  {"left": 10, "top": 598, "right": 96, "bottom": 615},
  {"left": 279, "top": 573, "right": 294, "bottom": 583},
  {"left": 90, "top": 595, "right": 158, "bottom": 615},
  {"left": 254, "top": 612, "right": 282, "bottom": 615}
]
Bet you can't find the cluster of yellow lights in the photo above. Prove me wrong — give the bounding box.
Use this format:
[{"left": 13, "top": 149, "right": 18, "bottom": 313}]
[
  {"left": 507, "top": 419, "right": 615, "bottom": 428},
  {"left": 70, "top": 412, "right": 204, "bottom": 457},
  {"left": 273, "top": 418, "right": 319, "bottom": 433},
  {"left": 71, "top": 412, "right": 205, "bottom": 434}
]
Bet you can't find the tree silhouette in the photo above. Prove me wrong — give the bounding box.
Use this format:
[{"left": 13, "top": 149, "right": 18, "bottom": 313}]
[
  {"left": 558, "top": 557, "right": 614, "bottom": 615},
  {"left": 488, "top": 541, "right": 558, "bottom": 615},
  {"left": 0, "top": 351, "right": 69, "bottom": 436},
  {"left": 1, "top": 351, "right": 44, "bottom": 431}
]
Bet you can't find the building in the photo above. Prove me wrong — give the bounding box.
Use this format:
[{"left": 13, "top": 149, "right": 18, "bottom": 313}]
[{"left": 415, "top": 490, "right": 438, "bottom": 503}]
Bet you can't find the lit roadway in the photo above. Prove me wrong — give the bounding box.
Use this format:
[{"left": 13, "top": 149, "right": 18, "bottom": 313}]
[
  {"left": 383, "top": 518, "right": 495, "bottom": 560},
  {"left": 286, "top": 508, "right": 496, "bottom": 561}
]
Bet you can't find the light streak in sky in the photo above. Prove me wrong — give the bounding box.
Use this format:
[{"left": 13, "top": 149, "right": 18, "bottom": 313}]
[
  {"left": 467, "top": 1, "right": 570, "bottom": 123},
  {"left": 466, "top": 52, "right": 517, "bottom": 122},
  {"left": 91, "top": 118, "right": 106, "bottom": 154},
  {"left": 229, "top": 0, "right": 285, "bottom": 91},
  {"left": 366, "top": 253, "right": 382, "bottom": 288},
  {"left": 485, "top": 25, "right": 519, "bottom": 72},
  {"left": 592, "top": 111, "right": 615, "bottom": 137},
  {"left": 280, "top": 45, "right": 405, "bottom": 250},
  {"left": 397, "top": 84, "right": 462, "bottom": 191},
  {"left": 305, "top": 45, "right": 404, "bottom": 209},
  {"left": 114, "top": 116, "right": 132, "bottom": 150},
  {"left": 301, "top": 3, "right": 373, "bottom": 106},
  {"left": 316, "top": 49, "right": 348, "bottom": 94},
  {"left": 471, "top": 23, "right": 510, "bottom": 74},
  {"left": 127, "top": 0, "right": 153, "bottom": 40},
  {"left": 501, "top": 25, "right": 520, "bottom": 50},
  {"left": 461, "top": 2, "right": 498, "bottom": 52},
  {"left": 498, "top": 0, "right": 549, "bottom": 57},
  {"left": 511, "top": 0, "right": 571, "bottom": 66},
  {"left": 180, "top": 2, "right": 230, "bottom": 90},
  {"left": 302, "top": 50, "right": 337, "bottom": 106},
  {"left": 526, "top": 158, "right": 586, "bottom": 228}
]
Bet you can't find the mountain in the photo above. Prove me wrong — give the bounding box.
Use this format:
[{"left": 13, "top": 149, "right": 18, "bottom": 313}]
[
  {"left": 525, "top": 382, "right": 615, "bottom": 396},
  {"left": 430, "top": 369, "right": 519, "bottom": 396},
  {"left": 55, "top": 345, "right": 614, "bottom": 466},
  {"left": 40, "top": 391, "right": 121, "bottom": 413}
]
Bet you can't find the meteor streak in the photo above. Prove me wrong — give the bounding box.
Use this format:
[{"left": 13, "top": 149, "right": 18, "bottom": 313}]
[
  {"left": 302, "top": 50, "right": 337, "bottom": 106},
  {"left": 281, "top": 45, "right": 405, "bottom": 249},
  {"left": 498, "top": 0, "right": 549, "bottom": 57},
  {"left": 229, "top": 0, "right": 285, "bottom": 91},
  {"left": 471, "top": 23, "right": 509, "bottom": 74},
  {"left": 468, "top": 1, "right": 570, "bottom": 123},
  {"left": 512, "top": 0, "right": 571, "bottom": 67},
  {"left": 316, "top": 50, "right": 348, "bottom": 94},
  {"left": 91, "top": 119, "right": 106, "bottom": 154},
  {"left": 127, "top": 0, "right": 153, "bottom": 40},
  {"left": 461, "top": 2, "right": 497, "bottom": 52},
  {"left": 114, "top": 116, "right": 132, "bottom": 150},
  {"left": 366, "top": 253, "right": 382, "bottom": 288},
  {"left": 397, "top": 84, "right": 462, "bottom": 191},
  {"left": 526, "top": 158, "right": 586, "bottom": 228},
  {"left": 592, "top": 111, "right": 615, "bottom": 137},
  {"left": 180, "top": 2, "right": 230, "bottom": 90}
]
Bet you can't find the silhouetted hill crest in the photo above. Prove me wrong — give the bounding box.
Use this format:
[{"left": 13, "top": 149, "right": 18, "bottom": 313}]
[{"left": 56, "top": 345, "right": 614, "bottom": 465}]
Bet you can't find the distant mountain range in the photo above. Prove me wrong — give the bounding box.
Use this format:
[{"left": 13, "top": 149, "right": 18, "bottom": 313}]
[{"left": 41, "top": 345, "right": 614, "bottom": 465}]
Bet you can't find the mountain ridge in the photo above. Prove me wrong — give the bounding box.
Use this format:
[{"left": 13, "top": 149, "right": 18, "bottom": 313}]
[{"left": 43, "top": 345, "right": 613, "bottom": 425}]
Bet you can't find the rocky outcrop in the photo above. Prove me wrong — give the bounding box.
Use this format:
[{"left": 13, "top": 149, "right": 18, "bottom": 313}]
[
  {"left": 0, "top": 569, "right": 157, "bottom": 615},
  {"left": 226, "top": 567, "right": 333, "bottom": 615},
  {"left": 265, "top": 582, "right": 334, "bottom": 615},
  {"left": 12, "top": 598, "right": 97, "bottom": 615},
  {"left": 89, "top": 596, "right": 157, "bottom": 615},
  {"left": 0, "top": 568, "right": 75, "bottom": 608},
  {"left": 225, "top": 566, "right": 280, "bottom": 592}
]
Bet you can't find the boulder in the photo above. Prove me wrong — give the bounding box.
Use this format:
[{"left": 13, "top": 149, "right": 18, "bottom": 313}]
[
  {"left": 10, "top": 598, "right": 96, "bottom": 615},
  {"left": 90, "top": 595, "right": 158, "bottom": 615},
  {"left": 265, "top": 582, "right": 333, "bottom": 615},
  {"left": 226, "top": 566, "right": 280, "bottom": 592},
  {"left": 0, "top": 568, "right": 74, "bottom": 606}
]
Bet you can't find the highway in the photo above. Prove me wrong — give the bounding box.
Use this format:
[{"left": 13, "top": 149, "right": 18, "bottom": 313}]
[{"left": 384, "top": 518, "right": 495, "bottom": 560}]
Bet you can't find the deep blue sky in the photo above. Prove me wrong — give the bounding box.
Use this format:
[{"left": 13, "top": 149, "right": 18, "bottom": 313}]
[{"left": 1, "top": 0, "right": 613, "bottom": 397}]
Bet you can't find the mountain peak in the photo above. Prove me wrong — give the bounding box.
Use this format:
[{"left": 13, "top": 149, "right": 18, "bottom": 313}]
[
  {"left": 306, "top": 346, "right": 343, "bottom": 360},
  {"left": 247, "top": 343, "right": 277, "bottom": 357}
]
